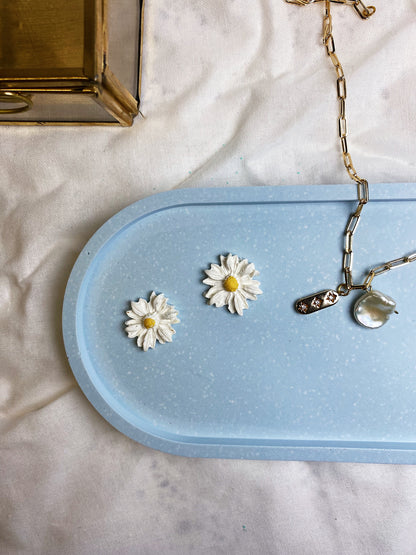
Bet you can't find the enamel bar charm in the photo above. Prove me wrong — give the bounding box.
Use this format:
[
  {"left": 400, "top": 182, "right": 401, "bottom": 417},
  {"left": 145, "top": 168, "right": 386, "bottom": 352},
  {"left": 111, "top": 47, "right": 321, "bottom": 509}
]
[{"left": 295, "top": 289, "right": 339, "bottom": 315}]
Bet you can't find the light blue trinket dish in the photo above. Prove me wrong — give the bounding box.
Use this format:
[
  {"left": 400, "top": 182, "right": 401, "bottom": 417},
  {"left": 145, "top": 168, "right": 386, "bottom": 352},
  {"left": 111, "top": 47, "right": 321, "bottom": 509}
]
[{"left": 62, "top": 184, "right": 416, "bottom": 463}]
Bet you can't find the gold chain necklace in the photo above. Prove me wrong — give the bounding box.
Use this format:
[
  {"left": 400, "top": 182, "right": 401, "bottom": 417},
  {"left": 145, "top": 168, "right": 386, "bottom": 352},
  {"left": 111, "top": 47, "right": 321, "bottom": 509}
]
[{"left": 287, "top": 0, "right": 416, "bottom": 328}]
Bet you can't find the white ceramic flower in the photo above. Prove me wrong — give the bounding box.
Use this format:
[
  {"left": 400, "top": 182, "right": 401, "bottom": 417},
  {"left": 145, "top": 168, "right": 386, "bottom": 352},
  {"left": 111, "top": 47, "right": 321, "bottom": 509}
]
[
  {"left": 125, "top": 292, "right": 179, "bottom": 351},
  {"left": 203, "top": 254, "right": 262, "bottom": 315}
]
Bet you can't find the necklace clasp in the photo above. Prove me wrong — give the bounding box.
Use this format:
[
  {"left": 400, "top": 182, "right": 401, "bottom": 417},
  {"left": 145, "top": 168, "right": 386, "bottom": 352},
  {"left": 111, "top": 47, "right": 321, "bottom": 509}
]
[{"left": 353, "top": 1, "right": 376, "bottom": 19}]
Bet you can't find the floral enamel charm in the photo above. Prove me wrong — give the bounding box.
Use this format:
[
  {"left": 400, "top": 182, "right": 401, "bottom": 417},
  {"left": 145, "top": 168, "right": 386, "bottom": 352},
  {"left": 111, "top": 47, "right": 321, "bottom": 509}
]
[
  {"left": 203, "top": 253, "right": 262, "bottom": 315},
  {"left": 125, "top": 292, "right": 179, "bottom": 351}
]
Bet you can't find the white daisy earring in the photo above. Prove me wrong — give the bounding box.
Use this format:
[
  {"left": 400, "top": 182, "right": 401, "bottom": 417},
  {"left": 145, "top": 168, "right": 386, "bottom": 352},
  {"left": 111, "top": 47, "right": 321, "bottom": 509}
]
[
  {"left": 125, "top": 292, "right": 179, "bottom": 351},
  {"left": 203, "top": 254, "right": 262, "bottom": 315}
]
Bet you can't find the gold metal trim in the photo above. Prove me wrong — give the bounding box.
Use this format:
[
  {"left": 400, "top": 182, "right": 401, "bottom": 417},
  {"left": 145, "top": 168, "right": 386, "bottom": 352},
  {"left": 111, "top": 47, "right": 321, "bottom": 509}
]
[
  {"left": 94, "top": 68, "right": 138, "bottom": 126},
  {"left": 0, "top": 91, "right": 33, "bottom": 114},
  {"left": 138, "top": 0, "right": 145, "bottom": 100}
]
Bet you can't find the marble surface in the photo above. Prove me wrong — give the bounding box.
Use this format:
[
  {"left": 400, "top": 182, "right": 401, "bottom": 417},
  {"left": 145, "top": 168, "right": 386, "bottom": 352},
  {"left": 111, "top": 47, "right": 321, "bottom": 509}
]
[{"left": 2, "top": 1, "right": 416, "bottom": 553}]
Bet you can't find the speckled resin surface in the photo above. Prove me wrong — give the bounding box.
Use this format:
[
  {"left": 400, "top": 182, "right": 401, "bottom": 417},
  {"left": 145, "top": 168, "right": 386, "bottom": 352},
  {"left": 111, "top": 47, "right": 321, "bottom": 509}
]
[{"left": 63, "top": 184, "right": 416, "bottom": 463}]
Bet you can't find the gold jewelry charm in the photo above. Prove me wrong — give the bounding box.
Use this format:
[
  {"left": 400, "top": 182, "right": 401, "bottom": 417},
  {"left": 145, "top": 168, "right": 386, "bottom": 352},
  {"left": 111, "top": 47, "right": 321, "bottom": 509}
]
[{"left": 295, "top": 290, "right": 339, "bottom": 315}]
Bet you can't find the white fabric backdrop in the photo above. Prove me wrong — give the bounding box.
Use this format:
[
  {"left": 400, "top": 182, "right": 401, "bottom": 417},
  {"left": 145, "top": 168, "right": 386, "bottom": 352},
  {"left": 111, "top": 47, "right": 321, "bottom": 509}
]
[{"left": 1, "top": 1, "right": 416, "bottom": 553}]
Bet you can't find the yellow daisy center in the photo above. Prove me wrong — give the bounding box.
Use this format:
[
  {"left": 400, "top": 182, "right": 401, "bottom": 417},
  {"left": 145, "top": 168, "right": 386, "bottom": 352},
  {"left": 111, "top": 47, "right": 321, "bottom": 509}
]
[
  {"left": 223, "top": 276, "right": 239, "bottom": 292},
  {"left": 143, "top": 317, "right": 156, "bottom": 329}
]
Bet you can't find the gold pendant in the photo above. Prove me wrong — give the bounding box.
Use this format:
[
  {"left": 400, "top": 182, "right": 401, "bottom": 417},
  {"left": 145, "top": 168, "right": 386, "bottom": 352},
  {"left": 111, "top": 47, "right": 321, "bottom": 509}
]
[{"left": 295, "top": 289, "right": 339, "bottom": 315}]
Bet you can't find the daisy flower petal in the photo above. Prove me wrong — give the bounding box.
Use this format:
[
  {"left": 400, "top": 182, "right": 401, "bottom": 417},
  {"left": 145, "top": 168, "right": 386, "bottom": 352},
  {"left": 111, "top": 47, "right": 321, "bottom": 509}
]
[
  {"left": 204, "top": 285, "right": 223, "bottom": 299},
  {"left": 204, "top": 264, "right": 226, "bottom": 280},
  {"left": 225, "top": 253, "right": 239, "bottom": 274},
  {"left": 125, "top": 324, "right": 141, "bottom": 337},
  {"left": 244, "top": 263, "right": 257, "bottom": 278},
  {"left": 152, "top": 293, "right": 167, "bottom": 312},
  {"left": 202, "top": 277, "right": 219, "bottom": 287},
  {"left": 235, "top": 257, "right": 249, "bottom": 276},
  {"left": 143, "top": 328, "right": 156, "bottom": 352},
  {"left": 235, "top": 290, "right": 249, "bottom": 312},
  {"left": 161, "top": 308, "right": 180, "bottom": 323},
  {"left": 131, "top": 298, "right": 148, "bottom": 316},
  {"left": 227, "top": 295, "right": 236, "bottom": 313},
  {"left": 239, "top": 290, "right": 255, "bottom": 301},
  {"left": 136, "top": 329, "right": 147, "bottom": 348},
  {"left": 209, "top": 289, "right": 229, "bottom": 307},
  {"left": 157, "top": 324, "right": 174, "bottom": 343},
  {"left": 234, "top": 294, "right": 245, "bottom": 316},
  {"left": 241, "top": 282, "right": 262, "bottom": 295}
]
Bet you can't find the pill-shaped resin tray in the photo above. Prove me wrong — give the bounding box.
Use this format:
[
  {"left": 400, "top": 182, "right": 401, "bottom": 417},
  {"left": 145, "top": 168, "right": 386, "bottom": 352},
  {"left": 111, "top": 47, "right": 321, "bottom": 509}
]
[{"left": 63, "top": 184, "right": 416, "bottom": 463}]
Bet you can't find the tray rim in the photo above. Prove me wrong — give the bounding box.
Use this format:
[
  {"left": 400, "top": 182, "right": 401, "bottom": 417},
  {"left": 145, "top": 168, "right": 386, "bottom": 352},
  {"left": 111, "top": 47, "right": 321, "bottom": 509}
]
[{"left": 62, "top": 183, "right": 416, "bottom": 463}]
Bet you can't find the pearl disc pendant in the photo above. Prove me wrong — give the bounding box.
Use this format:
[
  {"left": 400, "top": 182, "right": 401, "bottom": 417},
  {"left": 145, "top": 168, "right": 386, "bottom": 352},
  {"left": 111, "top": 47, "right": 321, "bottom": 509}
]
[{"left": 353, "top": 290, "right": 396, "bottom": 329}]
